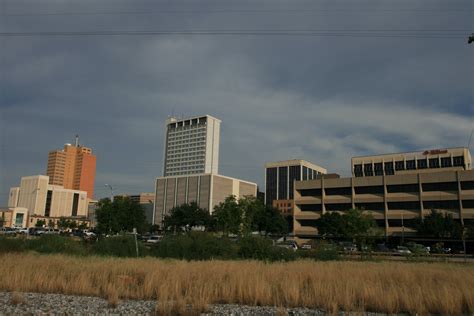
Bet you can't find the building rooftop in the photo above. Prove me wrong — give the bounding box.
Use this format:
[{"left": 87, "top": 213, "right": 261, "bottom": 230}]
[{"left": 265, "top": 159, "right": 327, "bottom": 173}]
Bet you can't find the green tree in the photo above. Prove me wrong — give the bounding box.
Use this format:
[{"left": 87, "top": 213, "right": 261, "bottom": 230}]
[
  {"left": 95, "top": 196, "right": 147, "bottom": 234},
  {"left": 213, "top": 195, "right": 288, "bottom": 237},
  {"left": 163, "top": 202, "right": 212, "bottom": 232},
  {"left": 253, "top": 204, "right": 288, "bottom": 236},
  {"left": 68, "top": 220, "right": 77, "bottom": 229},
  {"left": 48, "top": 220, "right": 55, "bottom": 228},
  {"left": 213, "top": 196, "right": 243, "bottom": 235},
  {"left": 415, "top": 209, "right": 462, "bottom": 239},
  {"left": 35, "top": 219, "right": 46, "bottom": 228},
  {"left": 78, "top": 222, "right": 88, "bottom": 230},
  {"left": 316, "top": 208, "right": 377, "bottom": 243},
  {"left": 57, "top": 217, "right": 70, "bottom": 230}
]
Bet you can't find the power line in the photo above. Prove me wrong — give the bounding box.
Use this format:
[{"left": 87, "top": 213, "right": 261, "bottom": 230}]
[
  {"left": 0, "top": 30, "right": 468, "bottom": 38},
  {"left": 5, "top": 8, "right": 473, "bottom": 16}
]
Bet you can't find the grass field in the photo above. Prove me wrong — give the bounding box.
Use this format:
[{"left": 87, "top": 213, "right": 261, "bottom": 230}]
[{"left": 0, "top": 253, "right": 472, "bottom": 315}]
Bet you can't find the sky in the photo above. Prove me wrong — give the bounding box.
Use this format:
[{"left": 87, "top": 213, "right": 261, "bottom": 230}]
[{"left": 0, "top": 0, "right": 473, "bottom": 205}]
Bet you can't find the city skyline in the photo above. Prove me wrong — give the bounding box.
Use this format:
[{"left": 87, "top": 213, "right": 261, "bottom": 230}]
[{"left": 1, "top": 0, "right": 473, "bottom": 206}]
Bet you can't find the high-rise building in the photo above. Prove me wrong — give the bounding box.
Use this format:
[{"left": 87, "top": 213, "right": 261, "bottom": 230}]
[
  {"left": 163, "top": 115, "right": 220, "bottom": 177},
  {"left": 46, "top": 136, "right": 96, "bottom": 199},
  {"left": 265, "top": 160, "right": 327, "bottom": 214}
]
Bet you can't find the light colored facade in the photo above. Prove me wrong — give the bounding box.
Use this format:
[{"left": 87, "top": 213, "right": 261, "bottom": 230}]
[
  {"left": 8, "top": 175, "right": 88, "bottom": 227},
  {"left": 154, "top": 174, "right": 257, "bottom": 227},
  {"left": 47, "top": 137, "right": 97, "bottom": 199},
  {"left": 265, "top": 160, "right": 327, "bottom": 213},
  {"left": 163, "top": 115, "right": 221, "bottom": 177},
  {"left": 352, "top": 147, "right": 471, "bottom": 177},
  {"left": 293, "top": 170, "right": 474, "bottom": 241}
]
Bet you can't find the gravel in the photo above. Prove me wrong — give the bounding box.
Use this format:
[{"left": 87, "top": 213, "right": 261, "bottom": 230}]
[{"left": 0, "top": 291, "right": 387, "bottom": 315}]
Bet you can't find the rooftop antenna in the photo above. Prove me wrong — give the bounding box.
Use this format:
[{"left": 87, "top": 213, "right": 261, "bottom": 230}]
[{"left": 75, "top": 134, "right": 79, "bottom": 147}]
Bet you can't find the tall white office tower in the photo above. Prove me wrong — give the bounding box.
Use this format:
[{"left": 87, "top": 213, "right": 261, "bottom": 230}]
[{"left": 163, "top": 115, "right": 221, "bottom": 176}]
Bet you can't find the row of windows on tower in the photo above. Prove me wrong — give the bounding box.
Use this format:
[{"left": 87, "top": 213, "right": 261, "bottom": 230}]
[
  {"left": 168, "top": 117, "right": 208, "bottom": 129},
  {"left": 353, "top": 156, "right": 465, "bottom": 177}
]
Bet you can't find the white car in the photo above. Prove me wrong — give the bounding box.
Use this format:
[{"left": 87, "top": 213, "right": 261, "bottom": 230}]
[
  {"left": 146, "top": 235, "right": 163, "bottom": 243},
  {"left": 15, "top": 227, "right": 29, "bottom": 234},
  {"left": 395, "top": 246, "right": 412, "bottom": 254}
]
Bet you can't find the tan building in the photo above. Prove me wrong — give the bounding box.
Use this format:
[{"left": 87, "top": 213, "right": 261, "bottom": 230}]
[
  {"left": 154, "top": 174, "right": 257, "bottom": 227},
  {"left": 265, "top": 160, "right": 327, "bottom": 214},
  {"left": 294, "top": 162, "right": 474, "bottom": 242},
  {"left": 352, "top": 147, "right": 471, "bottom": 177},
  {"left": 8, "top": 175, "right": 89, "bottom": 228},
  {"left": 47, "top": 136, "right": 96, "bottom": 199}
]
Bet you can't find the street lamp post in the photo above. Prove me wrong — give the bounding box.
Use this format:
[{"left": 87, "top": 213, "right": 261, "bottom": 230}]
[
  {"left": 401, "top": 210, "right": 405, "bottom": 245},
  {"left": 104, "top": 184, "right": 115, "bottom": 202}
]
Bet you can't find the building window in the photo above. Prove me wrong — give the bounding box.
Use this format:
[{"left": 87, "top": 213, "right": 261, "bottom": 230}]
[
  {"left": 417, "top": 159, "right": 427, "bottom": 169},
  {"left": 429, "top": 158, "right": 440, "bottom": 168},
  {"left": 384, "top": 162, "right": 394, "bottom": 175},
  {"left": 303, "top": 166, "right": 308, "bottom": 181},
  {"left": 72, "top": 193, "right": 79, "bottom": 216},
  {"left": 44, "top": 190, "right": 53, "bottom": 217},
  {"left": 364, "top": 164, "right": 373, "bottom": 176},
  {"left": 278, "top": 166, "right": 288, "bottom": 200},
  {"left": 453, "top": 156, "right": 465, "bottom": 167},
  {"left": 354, "top": 164, "right": 363, "bottom": 177},
  {"left": 406, "top": 160, "right": 416, "bottom": 170},
  {"left": 441, "top": 157, "right": 452, "bottom": 168},
  {"left": 395, "top": 161, "right": 405, "bottom": 171},
  {"left": 374, "top": 163, "right": 383, "bottom": 176},
  {"left": 265, "top": 168, "right": 277, "bottom": 205},
  {"left": 288, "top": 165, "right": 301, "bottom": 200}
]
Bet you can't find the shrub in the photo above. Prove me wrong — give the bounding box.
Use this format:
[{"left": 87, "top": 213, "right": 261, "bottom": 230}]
[
  {"left": 238, "top": 236, "right": 273, "bottom": 260},
  {"left": 26, "top": 235, "right": 88, "bottom": 255},
  {"left": 0, "top": 237, "right": 26, "bottom": 253},
  {"left": 150, "top": 232, "right": 237, "bottom": 260},
  {"left": 301, "top": 242, "right": 341, "bottom": 261},
  {"left": 92, "top": 235, "right": 145, "bottom": 257}
]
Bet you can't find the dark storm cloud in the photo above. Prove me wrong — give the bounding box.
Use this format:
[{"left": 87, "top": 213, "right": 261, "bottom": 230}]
[{"left": 1, "top": 0, "right": 473, "bottom": 203}]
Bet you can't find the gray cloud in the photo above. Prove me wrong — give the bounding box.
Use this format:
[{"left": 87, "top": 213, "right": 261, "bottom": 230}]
[{"left": 1, "top": 0, "right": 473, "bottom": 203}]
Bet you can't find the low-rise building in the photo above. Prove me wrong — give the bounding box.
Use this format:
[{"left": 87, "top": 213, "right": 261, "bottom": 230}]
[
  {"left": 294, "top": 148, "right": 474, "bottom": 242},
  {"left": 7, "top": 175, "right": 89, "bottom": 228},
  {"left": 154, "top": 174, "right": 257, "bottom": 228}
]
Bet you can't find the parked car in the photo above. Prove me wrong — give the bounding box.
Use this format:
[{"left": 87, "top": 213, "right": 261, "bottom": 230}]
[
  {"left": 0, "top": 227, "right": 17, "bottom": 235},
  {"left": 15, "top": 227, "right": 29, "bottom": 234},
  {"left": 146, "top": 235, "right": 163, "bottom": 244},
  {"left": 376, "top": 243, "right": 391, "bottom": 252},
  {"left": 406, "top": 242, "right": 430, "bottom": 254},
  {"left": 395, "top": 246, "right": 412, "bottom": 254},
  {"left": 340, "top": 242, "right": 358, "bottom": 253},
  {"left": 301, "top": 243, "right": 312, "bottom": 250},
  {"left": 276, "top": 241, "right": 298, "bottom": 251}
]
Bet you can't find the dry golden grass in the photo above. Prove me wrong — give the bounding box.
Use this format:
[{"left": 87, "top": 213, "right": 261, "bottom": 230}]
[{"left": 0, "top": 253, "right": 472, "bottom": 315}]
